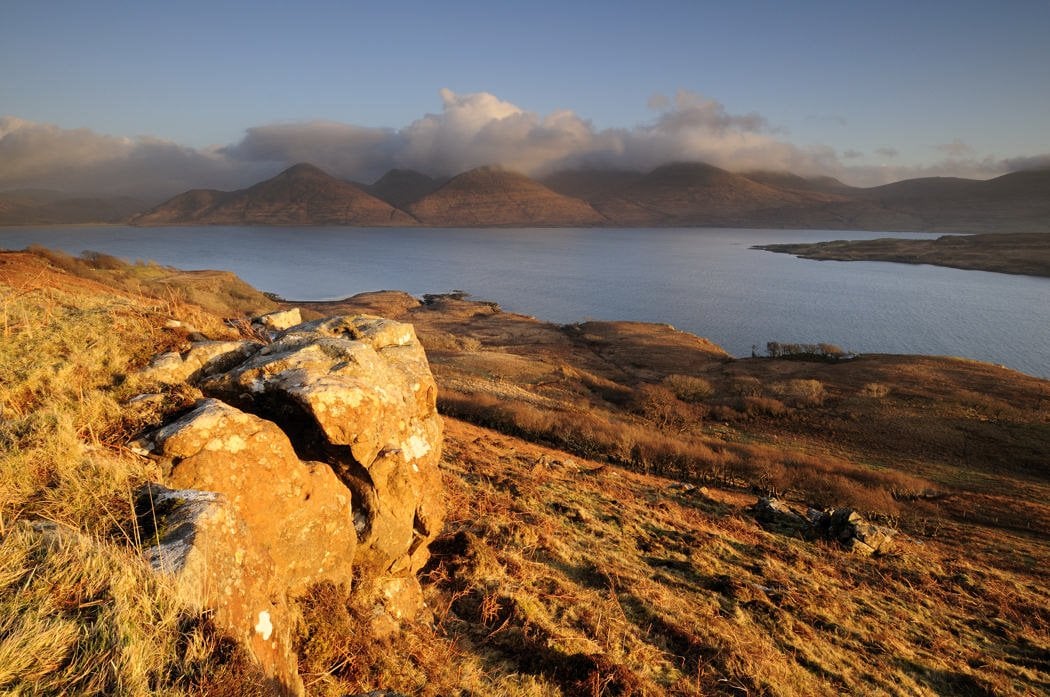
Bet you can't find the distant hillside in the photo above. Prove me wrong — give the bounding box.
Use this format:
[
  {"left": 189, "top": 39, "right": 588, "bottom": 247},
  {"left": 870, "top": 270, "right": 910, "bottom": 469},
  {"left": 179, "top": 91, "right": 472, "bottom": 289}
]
[
  {"left": 851, "top": 168, "right": 1050, "bottom": 232},
  {"left": 541, "top": 163, "right": 1050, "bottom": 231},
  {"left": 365, "top": 168, "right": 445, "bottom": 208},
  {"left": 25, "top": 160, "right": 1042, "bottom": 231},
  {"left": 0, "top": 190, "right": 148, "bottom": 225},
  {"left": 407, "top": 166, "right": 606, "bottom": 226},
  {"left": 132, "top": 163, "right": 416, "bottom": 226},
  {"left": 741, "top": 170, "right": 853, "bottom": 194},
  {"left": 540, "top": 168, "right": 645, "bottom": 201},
  {"left": 579, "top": 162, "right": 848, "bottom": 226}
]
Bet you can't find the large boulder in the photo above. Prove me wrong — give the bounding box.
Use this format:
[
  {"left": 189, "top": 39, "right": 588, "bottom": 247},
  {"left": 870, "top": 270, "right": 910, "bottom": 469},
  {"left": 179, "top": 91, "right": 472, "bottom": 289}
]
[
  {"left": 139, "top": 484, "right": 303, "bottom": 696},
  {"left": 197, "top": 315, "right": 444, "bottom": 577},
  {"left": 137, "top": 313, "right": 445, "bottom": 684},
  {"left": 752, "top": 498, "right": 897, "bottom": 556},
  {"left": 147, "top": 398, "right": 357, "bottom": 591},
  {"left": 253, "top": 308, "right": 302, "bottom": 333},
  {"left": 140, "top": 340, "right": 259, "bottom": 384},
  {"left": 815, "top": 508, "right": 897, "bottom": 556}
]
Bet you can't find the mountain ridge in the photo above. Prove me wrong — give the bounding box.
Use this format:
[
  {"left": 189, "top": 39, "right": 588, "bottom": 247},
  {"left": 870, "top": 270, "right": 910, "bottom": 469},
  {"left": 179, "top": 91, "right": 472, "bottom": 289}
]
[
  {"left": 31, "top": 161, "right": 1048, "bottom": 232},
  {"left": 131, "top": 163, "right": 415, "bottom": 226}
]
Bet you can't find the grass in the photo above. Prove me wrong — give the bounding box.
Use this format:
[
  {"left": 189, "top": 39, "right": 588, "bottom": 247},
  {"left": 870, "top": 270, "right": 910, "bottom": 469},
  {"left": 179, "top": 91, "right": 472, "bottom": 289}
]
[
  {"left": 438, "top": 388, "right": 928, "bottom": 515},
  {"left": 415, "top": 418, "right": 1050, "bottom": 696},
  {"left": 0, "top": 253, "right": 270, "bottom": 695}
]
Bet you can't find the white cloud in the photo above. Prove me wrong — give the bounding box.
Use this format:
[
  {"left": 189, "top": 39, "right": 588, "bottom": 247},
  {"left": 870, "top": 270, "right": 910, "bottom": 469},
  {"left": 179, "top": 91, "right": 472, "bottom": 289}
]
[
  {"left": 0, "top": 116, "right": 252, "bottom": 198},
  {"left": 2, "top": 90, "right": 1047, "bottom": 196}
]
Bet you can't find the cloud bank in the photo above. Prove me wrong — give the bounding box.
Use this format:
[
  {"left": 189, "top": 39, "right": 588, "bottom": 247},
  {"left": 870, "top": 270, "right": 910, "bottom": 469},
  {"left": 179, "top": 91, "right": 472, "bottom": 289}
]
[{"left": 2, "top": 90, "right": 1045, "bottom": 198}]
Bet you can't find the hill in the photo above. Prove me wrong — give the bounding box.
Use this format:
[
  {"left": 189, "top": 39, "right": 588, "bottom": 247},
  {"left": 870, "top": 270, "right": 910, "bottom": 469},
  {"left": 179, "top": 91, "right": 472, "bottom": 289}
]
[
  {"left": 407, "top": 166, "right": 606, "bottom": 226},
  {"left": 539, "top": 167, "right": 646, "bottom": 201},
  {"left": 364, "top": 168, "right": 445, "bottom": 208},
  {"left": 741, "top": 170, "right": 854, "bottom": 194},
  {"left": 0, "top": 189, "right": 148, "bottom": 225},
  {"left": 578, "top": 162, "right": 848, "bottom": 226},
  {"left": 853, "top": 169, "right": 1050, "bottom": 232},
  {"left": 131, "top": 163, "right": 416, "bottom": 226}
]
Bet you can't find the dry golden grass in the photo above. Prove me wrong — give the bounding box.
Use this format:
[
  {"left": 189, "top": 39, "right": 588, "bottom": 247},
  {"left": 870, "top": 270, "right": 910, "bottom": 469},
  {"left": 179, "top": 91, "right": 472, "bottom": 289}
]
[
  {"left": 0, "top": 251, "right": 274, "bottom": 695},
  {"left": 408, "top": 418, "right": 1050, "bottom": 696}
]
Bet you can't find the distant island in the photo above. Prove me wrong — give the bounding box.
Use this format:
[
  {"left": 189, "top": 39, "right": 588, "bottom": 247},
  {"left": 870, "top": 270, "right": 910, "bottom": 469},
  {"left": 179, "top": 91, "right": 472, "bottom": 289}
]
[
  {"left": 755, "top": 232, "right": 1050, "bottom": 278},
  {"left": 4, "top": 160, "right": 1049, "bottom": 233}
]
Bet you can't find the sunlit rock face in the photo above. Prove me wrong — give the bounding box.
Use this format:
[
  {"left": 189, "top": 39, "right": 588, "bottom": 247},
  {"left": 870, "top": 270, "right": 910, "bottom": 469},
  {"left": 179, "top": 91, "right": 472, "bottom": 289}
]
[
  {"left": 196, "top": 315, "right": 444, "bottom": 576},
  {"left": 137, "top": 312, "right": 444, "bottom": 692}
]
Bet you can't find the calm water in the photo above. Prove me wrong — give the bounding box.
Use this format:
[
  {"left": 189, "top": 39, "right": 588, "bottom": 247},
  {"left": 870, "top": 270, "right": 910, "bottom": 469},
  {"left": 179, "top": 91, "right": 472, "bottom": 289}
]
[{"left": 2, "top": 226, "right": 1048, "bottom": 378}]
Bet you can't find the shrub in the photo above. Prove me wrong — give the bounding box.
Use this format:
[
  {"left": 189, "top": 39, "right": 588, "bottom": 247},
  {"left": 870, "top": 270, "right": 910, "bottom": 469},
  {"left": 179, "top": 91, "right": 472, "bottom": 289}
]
[
  {"left": 740, "top": 396, "right": 788, "bottom": 417},
  {"left": 727, "top": 376, "right": 763, "bottom": 398},
  {"left": 771, "top": 379, "right": 826, "bottom": 407},
  {"left": 860, "top": 382, "right": 891, "bottom": 398},
  {"left": 766, "top": 341, "right": 846, "bottom": 360},
  {"left": 630, "top": 384, "right": 706, "bottom": 431},
  {"left": 661, "top": 374, "right": 714, "bottom": 402}
]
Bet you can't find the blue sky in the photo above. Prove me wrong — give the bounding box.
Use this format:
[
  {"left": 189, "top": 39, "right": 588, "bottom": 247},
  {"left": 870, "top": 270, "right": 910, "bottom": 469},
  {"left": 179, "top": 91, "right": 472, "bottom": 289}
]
[{"left": 2, "top": 0, "right": 1049, "bottom": 194}]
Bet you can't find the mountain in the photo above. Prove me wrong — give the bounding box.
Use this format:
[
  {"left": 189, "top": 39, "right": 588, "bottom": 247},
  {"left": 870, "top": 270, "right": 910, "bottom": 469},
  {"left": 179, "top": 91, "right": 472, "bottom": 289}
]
[
  {"left": 126, "top": 161, "right": 1050, "bottom": 231},
  {"left": 539, "top": 168, "right": 645, "bottom": 201},
  {"left": 0, "top": 190, "right": 148, "bottom": 225},
  {"left": 741, "top": 170, "right": 854, "bottom": 194},
  {"left": 365, "top": 169, "right": 445, "bottom": 209},
  {"left": 577, "top": 162, "right": 848, "bottom": 226},
  {"left": 852, "top": 168, "right": 1050, "bottom": 232},
  {"left": 407, "top": 166, "right": 605, "bottom": 226},
  {"left": 132, "top": 163, "right": 416, "bottom": 226}
]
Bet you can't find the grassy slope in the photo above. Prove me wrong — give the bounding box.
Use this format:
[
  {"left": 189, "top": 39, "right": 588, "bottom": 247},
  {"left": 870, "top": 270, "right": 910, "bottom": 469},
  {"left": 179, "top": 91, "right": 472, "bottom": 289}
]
[
  {"left": 301, "top": 291, "right": 1049, "bottom": 696},
  {"left": 1, "top": 250, "right": 1047, "bottom": 695},
  {"left": 0, "top": 250, "right": 274, "bottom": 695},
  {"left": 755, "top": 232, "right": 1050, "bottom": 278}
]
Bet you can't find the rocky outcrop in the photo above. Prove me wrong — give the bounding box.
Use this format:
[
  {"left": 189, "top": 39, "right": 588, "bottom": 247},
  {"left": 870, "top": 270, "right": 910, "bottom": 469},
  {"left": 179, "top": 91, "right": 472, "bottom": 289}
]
[
  {"left": 752, "top": 497, "right": 897, "bottom": 556},
  {"left": 135, "top": 311, "right": 444, "bottom": 692},
  {"left": 751, "top": 496, "right": 809, "bottom": 532},
  {"left": 810, "top": 507, "right": 897, "bottom": 556},
  {"left": 253, "top": 307, "right": 302, "bottom": 333},
  {"left": 197, "top": 315, "right": 444, "bottom": 576},
  {"left": 149, "top": 399, "right": 357, "bottom": 591},
  {"left": 139, "top": 484, "right": 301, "bottom": 695},
  {"left": 140, "top": 340, "right": 259, "bottom": 384}
]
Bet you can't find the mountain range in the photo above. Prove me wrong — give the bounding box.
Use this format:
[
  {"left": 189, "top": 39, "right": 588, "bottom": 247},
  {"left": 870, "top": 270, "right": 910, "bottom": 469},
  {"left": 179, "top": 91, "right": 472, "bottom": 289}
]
[{"left": 3, "top": 161, "right": 1048, "bottom": 231}]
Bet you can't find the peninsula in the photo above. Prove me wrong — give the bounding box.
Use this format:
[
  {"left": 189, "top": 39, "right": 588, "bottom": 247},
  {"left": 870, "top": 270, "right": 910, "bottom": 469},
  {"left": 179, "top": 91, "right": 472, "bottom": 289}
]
[{"left": 755, "top": 232, "right": 1050, "bottom": 278}]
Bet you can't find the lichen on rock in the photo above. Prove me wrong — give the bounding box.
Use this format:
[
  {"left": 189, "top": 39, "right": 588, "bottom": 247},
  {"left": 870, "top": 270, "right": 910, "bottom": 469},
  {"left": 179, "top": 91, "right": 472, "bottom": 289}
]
[{"left": 135, "top": 311, "right": 444, "bottom": 691}]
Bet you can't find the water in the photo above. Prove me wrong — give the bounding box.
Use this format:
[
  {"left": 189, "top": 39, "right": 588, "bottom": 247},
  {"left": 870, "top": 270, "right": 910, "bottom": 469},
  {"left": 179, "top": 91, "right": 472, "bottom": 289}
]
[{"left": 2, "top": 225, "right": 1048, "bottom": 378}]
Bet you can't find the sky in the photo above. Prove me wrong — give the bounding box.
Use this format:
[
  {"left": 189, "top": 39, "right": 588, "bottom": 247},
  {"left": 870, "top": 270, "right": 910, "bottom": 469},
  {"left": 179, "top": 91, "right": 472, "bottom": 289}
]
[{"left": 2, "top": 0, "right": 1049, "bottom": 197}]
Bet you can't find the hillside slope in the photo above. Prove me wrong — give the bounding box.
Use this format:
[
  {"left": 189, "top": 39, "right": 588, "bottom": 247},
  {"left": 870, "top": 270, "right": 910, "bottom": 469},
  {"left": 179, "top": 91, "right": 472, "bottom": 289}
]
[
  {"left": 132, "top": 163, "right": 416, "bottom": 226},
  {"left": 0, "top": 190, "right": 148, "bottom": 225},
  {"left": 407, "top": 167, "right": 606, "bottom": 226},
  {"left": 364, "top": 168, "right": 445, "bottom": 208}
]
